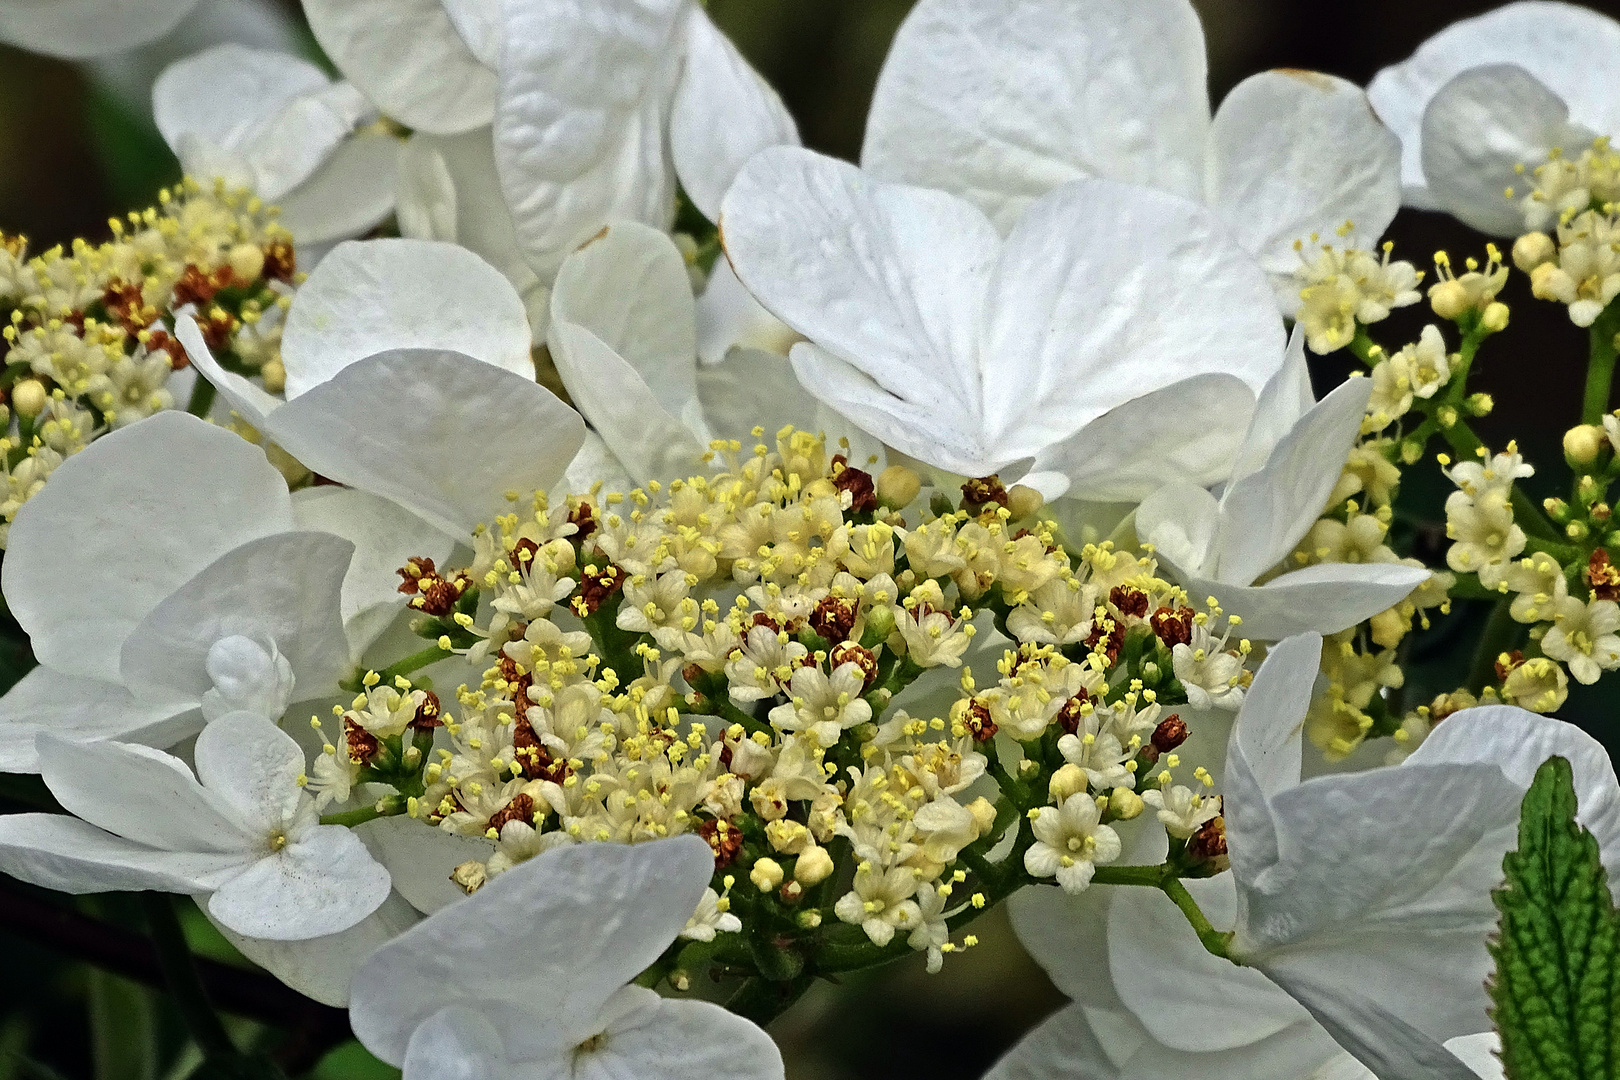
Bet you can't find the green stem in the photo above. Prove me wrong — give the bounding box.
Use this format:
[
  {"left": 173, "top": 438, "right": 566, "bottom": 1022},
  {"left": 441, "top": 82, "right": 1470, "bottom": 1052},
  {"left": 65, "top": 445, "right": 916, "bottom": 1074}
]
[
  {"left": 319, "top": 805, "right": 387, "bottom": 828},
  {"left": 1584, "top": 303, "right": 1620, "bottom": 425},
  {"left": 185, "top": 376, "right": 217, "bottom": 419},
  {"left": 339, "top": 642, "right": 452, "bottom": 693},
  {"left": 1160, "top": 877, "right": 1233, "bottom": 959},
  {"left": 139, "top": 895, "right": 235, "bottom": 1063}
]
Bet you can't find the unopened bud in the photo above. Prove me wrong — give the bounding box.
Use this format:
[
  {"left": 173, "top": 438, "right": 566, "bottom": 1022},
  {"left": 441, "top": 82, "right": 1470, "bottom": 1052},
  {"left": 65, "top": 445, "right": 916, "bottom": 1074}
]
[
  {"left": 1048, "top": 763, "right": 1088, "bottom": 803},
  {"left": 876, "top": 464, "right": 921, "bottom": 509},
  {"left": 1481, "top": 301, "right": 1509, "bottom": 332},
  {"left": 750, "top": 857, "right": 784, "bottom": 893},
  {"left": 1568, "top": 520, "right": 1591, "bottom": 541},
  {"left": 797, "top": 910, "right": 823, "bottom": 929},
  {"left": 11, "top": 379, "right": 46, "bottom": 418},
  {"left": 794, "top": 845, "right": 834, "bottom": 887},
  {"left": 1530, "top": 261, "right": 1564, "bottom": 301},
  {"left": 1464, "top": 392, "right": 1494, "bottom": 417},
  {"left": 1594, "top": 503, "right": 1612, "bottom": 524},
  {"left": 450, "top": 860, "right": 487, "bottom": 895},
  {"left": 779, "top": 880, "right": 804, "bottom": 905},
  {"left": 1565, "top": 424, "right": 1607, "bottom": 467},
  {"left": 1512, "top": 231, "right": 1556, "bottom": 271},
  {"left": 1545, "top": 497, "right": 1571, "bottom": 522},
  {"left": 765, "top": 818, "right": 811, "bottom": 854},
  {"left": 1428, "top": 279, "right": 1469, "bottom": 320},
  {"left": 1006, "top": 484, "right": 1044, "bottom": 519},
  {"left": 859, "top": 604, "right": 896, "bottom": 647},
  {"left": 965, "top": 796, "right": 997, "bottom": 837},
  {"left": 228, "top": 242, "right": 265, "bottom": 282},
  {"left": 260, "top": 357, "right": 287, "bottom": 395},
  {"left": 1108, "top": 789, "right": 1145, "bottom": 821}
]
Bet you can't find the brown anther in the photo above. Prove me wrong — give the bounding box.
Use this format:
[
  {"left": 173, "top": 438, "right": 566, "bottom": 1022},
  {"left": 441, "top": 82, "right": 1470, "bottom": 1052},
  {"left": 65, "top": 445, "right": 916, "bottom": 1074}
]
[
  {"left": 830, "top": 455, "right": 878, "bottom": 515},
  {"left": 397, "top": 556, "right": 470, "bottom": 616},
  {"left": 144, "top": 329, "right": 189, "bottom": 370},
  {"left": 1054, "top": 691, "right": 1090, "bottom": 736},
  {"left": 1494, "top": 650, "right": 1525, "bottom": 683},
  {"left": 343, "top": 718, "right": 380, "bottom": 766},
  {"left": 1149, "top": 606, "right": 1194, "bottom": 648},
  {"left": 810, "top": 595, "right": 859, "bottom": 643},
  {"left": 410, "top": 690, "right": 443, "bottom": 729},
  {"left": 574, "top": 564, "right": 624, "bottom": 615},
  {"left": 172, "top": 264, "right": 234, "bottom": 309},
  {"left": 830, "top": 641, "right": 879, "bottom": 690},
  {"left": 509, "top": 537, "right": 540, "bottom": 574},
  {"left": 1084, "top": 618, "right": 1125, "bottom": 665},
  {"left": 1108, "top": 586, "right": 1149, "bottom": 619},
  {"left": 960, "top": 475, "right": 1009, "bottom": 509},
  {"left": 511, "top": 715, "right": 569, "bottom": 783},
  {"left": 199, "top": 306, "right": 238, "bottom": 349},
  {"left": 101, "top": 280, "right": 154, "bottom": 332},
  {"left": 700, "top": 818, "right": 743, "bottom": 868},
  {"left": 262, "top": 240, "right": 297, "bottom": 282},
  {"left": 568, "top": 500, "right": 599, "bottom": 543},
  {"left": 1588, "top": 549, "right": 1620, "bottom": 601},
  {"left": 1187, "top": 814, "right": 1229, "bottom": 870},
  {"left": 486, "top": 793, "right": 536, "bottom": 834},
  {"left": 749, "top": 611, "right": 783, "bottom": 634},
  {"left": 1152, "top": 715, "right": 1189, "bottom": 755},
  {"left": 963, "top": 700, "right": 999, "bottom": 743}
]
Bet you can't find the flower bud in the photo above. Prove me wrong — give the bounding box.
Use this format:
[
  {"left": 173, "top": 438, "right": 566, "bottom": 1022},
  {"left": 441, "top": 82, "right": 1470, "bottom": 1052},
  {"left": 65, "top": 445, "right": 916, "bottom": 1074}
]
[
  {"left": 1048, "top": 763, "right": 1088, "bottom": 803},
  {"left": 1006, "top": 484, "right": 1044, "bottom": 519},
  {"left": 260, "top": 357, "right": 287, "bottom": 395},
  {"left": 750, "top": 857, "right": 785, "bottom": 892},
  {"left": 858, "top": 603, "right": 896, "bottom": 648},
  {"left": 228, "top": 242, "right": 265, "bottom": 282},
  {"left": 794, "top": 845, "right": 834, "bottom": 887},
  {"left": 1565, "top": 424, "right": 1607, "bottom": 467},
  {"left": 1108, "top": 788, "right": 1144, "bottom": 821},
  {"left": 965, "top": 796, "right": 998, "bottom": 837},
  {"left": 1545, "top": 496, "right": 1571, "bottom": 522},
  {"left": 779, "top": 880, "right": 804, "bottom": 904},
  {"left": 1464, "top": 392, "right": 1494, "bottom": 417},
  {"left": 10, "top": 379, "right": 46, "bottom": 419},
  {"left": 876, "top": 464, "right": 921, "bottom": 509},
  {"left": 1511, "top": 231, "right": 1556, "bottom": 271},
  {"left": 1428, "top": 279, "right": 1469, "bottom": 320},
  {"left": 1481, "top": 301, "right": 1509, "bottom": 333}
]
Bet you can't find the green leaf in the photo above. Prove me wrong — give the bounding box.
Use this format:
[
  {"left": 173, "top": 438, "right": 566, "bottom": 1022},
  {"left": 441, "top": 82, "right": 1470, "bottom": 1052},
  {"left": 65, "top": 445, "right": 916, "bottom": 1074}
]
[{"left": 1489, "top": 756, "right": 1620, "bottom": 1080}]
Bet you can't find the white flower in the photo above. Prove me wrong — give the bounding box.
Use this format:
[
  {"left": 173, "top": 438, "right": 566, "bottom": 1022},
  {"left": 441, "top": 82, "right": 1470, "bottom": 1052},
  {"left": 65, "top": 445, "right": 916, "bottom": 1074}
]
[
  {"left": 720, "top": 146, "right": 1288, "bottom": 502},
  {"left": 767, "top": 662, "right": 873, "bottom": 748},
  {"left": 1172, "top": 619, "right": 1248, "bottom": 711},
  {"left": 1443, "top": 449, "right": 1533, "bottom": 588},
  {"left": 1137, "top": 334, "right": 1429, "bottom": 641},
  {"left": 862, "top": 0, "right": 1401, "bottom": 309},
  {"left": 1141, "top": 783, "right": 1221, "bottom": 840},
  {"left": 153, "top": 44, "right": 398, "bottom": 245},
  {"left": 834, "top": 863, "right": 921, "bottom": 947},
  {"left": 1502, "top": 551, "right": 1568, "bottom": 623},
  {"left": 0, "top": 414, "right": 355, "bottom": 771},
  {"left": 680, "top": 886, "right": 741, "bottom": 943},
  {"left": 894, "top": 584, "right": 975, "bottom": 669},
  {"left": 1221, "top": 632, "right": 1620, "bottom": 1077},
  {"left": 1541, "top": 594, "right": 1620, "bottom": 684},
  {"left": 724, "top": 624, "right": 808, "bottom": 703},
  {"left": 1368, "top": 2, "right": 1620, "bottom": 235},
  {"left": 908, "top": 882, "right": 950, "bottom": 974},
  {"left": 1023, "top": 793, "right": 1120, "bottom": 894},
  {"left": 0, "top": 0, "right": 204, "bottom": 57},
  {"left": 349, "top": 835, "right": 783, "bottom": 1080},
  {"left": 547, "top": 222, "right": 879, "bottom": 489},
  {"left": 1006, "top": 579, "right": 1097, "bottom": 646},
  {"left": 0, "top": 712, "right": 390, "bottom": 940}
]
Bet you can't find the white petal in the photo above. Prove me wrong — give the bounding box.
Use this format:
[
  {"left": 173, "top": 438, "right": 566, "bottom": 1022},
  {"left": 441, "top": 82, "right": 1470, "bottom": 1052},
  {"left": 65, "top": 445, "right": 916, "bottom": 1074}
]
[
  {"left": 1135, "top": 481, "right": 1222, "bottom": 580},
  {"left": 564, "top": 431, "right": 637, "bottom": 498},
  {"left": 356, "top": 816, "right": 493, "bottom": 915},
  {"left": 277, "top": 130, "right": 402, "bottom": 246},
  {"left": 982, "top": 180, "right": 1285, "bottom": 461},
  {"left": 37, "top": 735, "right": 246, "bottom": 852},
  {"left": 401, "top": 1007, "right": 510, "bottom": 1078},
  {"left": 0, "top": 0, "right": 197, "bottom": 58},
  {"left": 350, "top": 834, "right": 714, "bottom": 1064},
  {"left": 592, "top": 997, "right": 783, "bottom": 1080},
  {"left": 0, "top": 666, "right": 197, "bottom": 773},
  {"left": 210, "top": 889, "right": 420, "bottom": 1007},
  {"left": 1225, "top": 631, "right": 1319, "bottom": 809},
  {"left": 118, "top": 531, "right": 354, "bottom": 711},
  {"left": 176, "top": 315, "right": 281, "bottom": 429},
  {"left": 1420, "top": 64, "right": 1578, "bottom": 236},
  {"left": 721, "top": 147, "right": 999, "bottom": 471},
  {"left": 695, "top": 259, "right": 797, "bottom": 366},
  {"left": 1109, "top": 876, "right": 1309, "bottom": 1051},
  {"left": 1035, "top": 375, "right": 1256, "bottom": 503},
  {"left": 1367, "top": 2, "right": 1620, "bottom": 200},
  {"left": 493, "top": 0, "right": 686, "bottom": 280},
  {"left": 192, "top": 711, "right": 305, "bottom": 835},
  {"left": 153, "top": 45, "right": 329, "bottom": 163},
  {"left": 303, "top": 0, "right": 496, "bottom": 135},
  {"left": 0, "top": 813, "right": 242, "bottom": 895},
  {"left": 1207, "top": 71, "right": 1401, "bottom": 274},
  {"left": 441, "top": 0, "right": 501, "bottom": 68},
  {"left": 2, "top": 412, "right": 292, "bottom": 683},
  {"left": 1125, "top": 1021, "right": 1361, "bottom": 1080},
  {"left": 696, "top": 348, "right": 885, "bottom": 469},
  {"left": 549, "top": 222, "right": 701, "bottom": 425},
  {"left": 982, "top": 1003, "right": 1131, "bottom": 1080},
  {"left": 397, "top": 128, "right": 540, "bottom": 300},
  {"left": 861, "top": 0, "right": 1209, "bottom": 228},
  {"left": 292, "top": 486, "right": 456, "bottom": 660},
  {"left": 1406, "top": 705, "right": 1620, "bottom": 888},
  {"left": 1188, "top": 561, "right": 1432, "bottom": 643},
  {"left": 1445, "top": 1033, "right": 1504, "bottom": 1080},
  {"left": 1227, "top": 326, "right": 1314, "bottom": 485},
  {"left": 208, "top": 824, "right": 392, "bottom": 940},
  {"left": 263, "top": 349, "right": 585, "bottom": 539},
  {"left": 668, "top": 8, "right": 798, "bottom": 222},
  {"left": 1213, "top": 377, "right": 1372, "bottom": 586},
  {"left": 281, "top": 238, "right": 534, "bottom": 398}
]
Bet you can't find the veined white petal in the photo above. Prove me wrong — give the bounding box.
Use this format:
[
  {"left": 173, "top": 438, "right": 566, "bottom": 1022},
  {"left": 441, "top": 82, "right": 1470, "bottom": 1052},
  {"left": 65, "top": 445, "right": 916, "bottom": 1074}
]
[
  {"left": 356, "top": 817, "right": 492, "bottom": 916},
  {"left": 277, "top": 129, "right": 401, "bottom": 246},
  {"left": 176, "top": 315, "right": 281, "bottom": 429},
  {"left": 0, "top": 0, "right": 199, "bottom": 59},
  {"left": 594, "top": 996, "right": 784, "bottom": 1080},
  {"left": 0, "top": 666, "right": 198, "bottom": 773},
  {"left": 207, "top": 824, "right": 392, "bottom": 941},
  {"left": 0, "top": 814, "right": 243, "bottom": 895},
  {"left": 192, "top": 712, "right": 307, "bottom": 838},
  {"left": 1182, "top": 563, "right": 1431, "bottom": 642}
]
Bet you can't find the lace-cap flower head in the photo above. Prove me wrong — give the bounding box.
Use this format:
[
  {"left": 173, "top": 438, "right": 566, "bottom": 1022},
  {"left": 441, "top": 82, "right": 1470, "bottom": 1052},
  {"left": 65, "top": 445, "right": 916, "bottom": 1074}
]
[{"left": 349, "top": 834, "right": 783, "bottom": 1080}]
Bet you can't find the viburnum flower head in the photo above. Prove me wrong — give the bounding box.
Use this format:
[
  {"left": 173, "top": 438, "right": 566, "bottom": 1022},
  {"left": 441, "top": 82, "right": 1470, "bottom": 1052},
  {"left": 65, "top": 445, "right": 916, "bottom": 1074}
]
[
  {"left": 862, "top": 0, "right": 1402, "bottom": 308},
  {"left": 1369, "top": 1, "right": 1620, "bottom": 235},
  {"left": 720, "top": 146, "right": 1291, "bottom": 502},
  {"left": 349, "top": 835, "right": 783, "bottom": 1080}
]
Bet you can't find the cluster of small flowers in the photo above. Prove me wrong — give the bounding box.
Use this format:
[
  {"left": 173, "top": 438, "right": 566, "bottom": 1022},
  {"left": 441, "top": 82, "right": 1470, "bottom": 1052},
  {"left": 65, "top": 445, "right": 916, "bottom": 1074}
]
[
  {"left": 306, "top": 428, "right": 1246, "bottom": 973},
  {"left": 0, "top": 180, "right": 295, "bottom": 543},
  {"left": 1290, "top": 235, "right": 1425, "bottom": 355}
]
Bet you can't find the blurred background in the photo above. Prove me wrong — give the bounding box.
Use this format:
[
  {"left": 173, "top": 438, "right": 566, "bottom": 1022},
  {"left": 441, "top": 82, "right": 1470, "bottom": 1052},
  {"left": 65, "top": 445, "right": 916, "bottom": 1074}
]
[{"left": 2, "top": 1, "right": 1619, "bottom": 1077}]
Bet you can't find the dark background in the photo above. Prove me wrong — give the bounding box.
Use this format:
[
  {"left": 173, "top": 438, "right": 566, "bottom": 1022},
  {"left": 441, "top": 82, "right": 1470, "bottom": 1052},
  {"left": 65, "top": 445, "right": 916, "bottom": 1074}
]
[{"left": 3, "top": 1, "right": 1620, "bottom": 1077}]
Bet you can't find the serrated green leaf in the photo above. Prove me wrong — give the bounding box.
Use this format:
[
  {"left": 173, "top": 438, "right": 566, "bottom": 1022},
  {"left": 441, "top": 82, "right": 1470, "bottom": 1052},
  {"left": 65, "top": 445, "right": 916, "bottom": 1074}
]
[{"left": 1489, "top": 755, "right": 1620, "bottom": 1080}]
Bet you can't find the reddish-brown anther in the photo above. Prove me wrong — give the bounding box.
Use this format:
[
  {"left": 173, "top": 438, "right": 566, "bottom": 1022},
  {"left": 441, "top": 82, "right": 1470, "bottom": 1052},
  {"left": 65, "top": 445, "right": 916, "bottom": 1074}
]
[
  {"left": 1085, "top": 618, "right": 1125, "bottom": 664},
  {"left": 262, "top": 240, "right": 296, "bottom": 282},
  {"left": 1588, "top": 549, "right": 1620, "bottom": 601},
  {"left": 962, "top": 700, "right": 998, "bottom": 743},
  {"left": 1150, "top": 606, "right": 1194, "bottom": 648},
  {"left": 961, "top": 475, "right": 1009, "bottom": 509},
  {"left": 172, "top": 264, "right": 234, "bottom": 309},
  {"left": 102, "top": 280, "right": 154, "bottom": 332},
  {"left": 1188, "top": 814, "right": 1228, "bottom": 867},
  {"left": 830, "top": 642, "right": 879, "bottom": 689},
  {"left": 1109, "top": 586, "right": 1149, "bottom": 619},
  {"left": 1495, "top": 650, "right": 1525, "bottom": 683},
  {"left": 831, "top": 455, "right": 878, "bottom": 514},
  {"left": 344, "top": 719, "right": 380, "bottom": 766},
  {"left": 700, "top": 818, "right": 743, "bottom": 867},
  {"left": 568, "top": 500, "right": 599, "bottom": 544},
  {"left": 1152, "top": 715, "right": 1189, "bottom": 755},
  {"left": 574, "top": 564, "right": 624, "bottom": 615},
  {"left": 810, "top": 595, "right": 859, "bottom": 643},
  {"left": 487, "top": 793, "right": 536, "bottom": 834},
  {"left": 410, "top": 691, "right": 443, "bottom": 729},
  {"left": 1055, "top": 691, "right": 1090, "bottom": 736},
  {"left": 397, "top": 556, "right": 470, "bottom": 616}
]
